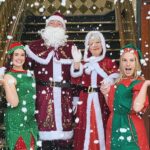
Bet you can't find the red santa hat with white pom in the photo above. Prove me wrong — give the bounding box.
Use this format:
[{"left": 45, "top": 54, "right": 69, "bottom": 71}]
[{"left": 46, "top": 12, "right": 66, "bottom": 29}]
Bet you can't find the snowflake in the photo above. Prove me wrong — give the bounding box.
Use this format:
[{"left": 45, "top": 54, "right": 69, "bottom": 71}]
[
  {"left": 12, "top": 16, "right": 16, "bottom": 20},
  {"left": 42, "top": 90, "right": 46, "bottom": 94},
  {"left": 32, "top": 83, "right": 36, "bottom": 87},
  {"left": 61, "top": 0, "right": 66, "bottom": 6},
  {"left": 77, "top": 101, "right": 83, "bottom": 105},
  {"left": 119, "top": 128, "right": 127, "bottom": 133},
  {"left": 33, "top": 95, "right": 36, "bottom": 99},
  {"left": 36, "top": 141, "right": 42, "bottom": 147},
  {"left": 35, "top": 110, "right": 39, "bottom": 114},
  {"left": 93, "top": 140, "right": 99, "bottom": 145},
  {"left": 17, "top": 74, "right": 22, "bottom": 78},
  {"left": 39, "top": 7, "right": 44, "bottom": 13},
  {"left": 24, "top": 116, "right": 27, "bottom": 121},
  {"left": 22, "top": 107, "right": 27, "bottom": 113},
  {"left": 34, "top": 2, "right": 40, "bottom": 7},
  {"left": 118, "top": 136, "right": 124, "bottom": 141},
  {"left": 22, "top": 100, "right": 26, "bottom": 105},
  {"left": 7, "top": 35, "right": 13, "bottom": 40},
  {"left": 75, "top": 117, "right": 79, "bottom": 123},
  {"left": 68, "top": 108, "right": 72, "bottom": 113},
  {"left": 127, "top": 136, "right": 132, "bottom": 142}
]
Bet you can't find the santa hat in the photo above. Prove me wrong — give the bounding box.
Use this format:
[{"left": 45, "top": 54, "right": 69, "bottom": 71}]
[
  {"left": 120, "top": 43, "right": 146, "bottom": 66},
  {"left": 46, "top": 12, "right": 66, "bottom": 29},
  {"left": 84, "top": 31, "right": 106, "bottom": 62},
  {"left": 7, "top": 42, "right": 24, "bottom": 55}
]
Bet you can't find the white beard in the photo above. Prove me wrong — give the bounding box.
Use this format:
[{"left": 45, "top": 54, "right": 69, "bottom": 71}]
[{"left": 39, "top": 26, "right": 68, "bottom": 49}]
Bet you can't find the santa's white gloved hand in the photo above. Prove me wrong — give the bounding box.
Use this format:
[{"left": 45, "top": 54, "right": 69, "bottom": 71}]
[
  {"left": 102, "top": 77, "right": 114, "bottom": 85},
  {"left": 71, "top": 45, "right": 82, "bottom": 62},
  {"left": 72, "top": 97, "right": 79, "bottom": 115}
]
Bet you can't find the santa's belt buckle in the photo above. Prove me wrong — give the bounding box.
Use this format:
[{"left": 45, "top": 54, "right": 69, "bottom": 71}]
[{"left": 88, "top": 86, "right": 94, "bottom": 93}]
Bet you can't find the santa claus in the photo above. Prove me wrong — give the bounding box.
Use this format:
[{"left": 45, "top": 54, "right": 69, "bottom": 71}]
[{"left": 24, "top": 12, "right": 75, "bottom": 150}]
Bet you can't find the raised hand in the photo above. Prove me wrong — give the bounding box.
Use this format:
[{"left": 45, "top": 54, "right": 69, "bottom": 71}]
[{"left": 71, "top": 45, "right": 82, "bottom": 62}]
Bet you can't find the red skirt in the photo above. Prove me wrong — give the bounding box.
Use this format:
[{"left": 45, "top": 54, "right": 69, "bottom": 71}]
[{"left": 15, "top": 134, "right": 35, "bottom": 150}]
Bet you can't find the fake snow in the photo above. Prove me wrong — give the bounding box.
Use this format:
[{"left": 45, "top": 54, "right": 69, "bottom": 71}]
[
  {"left": 42, "top": 90, "right": 46, "bottom": 94},
  {"left": 94, "top": 140, "right": 99, "bottom": 144},
  {"left": 106, "top": 44, "right": 110, "bottom": 48},
  {"left": 7, "top": 35, "right": 13, "bottom": 40},
  {"left": 17, "top": 74, "right": 22, "bottom": 78},
  {"left": 22, "top": 100, "right": 26, "bottom": 105},
  {"left": 32, "top": 83, "right": 36, "bottom": 87},
  {"left": 61, "top": 0, "right": 66, "bottom": 6},
  {"left": 75, "top": 117, "right": 79, "bottom": 123},
  {"left": 77, "top": 101, "right": 83, "bottom": 105},
  {"left": 118, "top": 136, "right": 124, "bottom": 141},
  {"left": 24, "top": 116, "right": 27, "bottom": 121},
  {"left": 127, "top": 136, "right": 132, "bottom": 142},
  {"left": 37, "top": 140, "right": 42, "bottom": 147},
  {"left": 22, "top": 107, "right": 27, "bottom": 113},
  {"left": 33, "top": 95, "right": 36, "bottom": 99},
  {"left": 69, "top": 108, "right": 72, "bottom": 113},
  {"left": 119, "top": 128, "right": 127, "bottom": 133}
]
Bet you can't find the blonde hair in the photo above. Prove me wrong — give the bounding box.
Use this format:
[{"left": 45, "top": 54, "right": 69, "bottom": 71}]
[{"left": 116, "top": 52, "right": 142, "bottom": 83}]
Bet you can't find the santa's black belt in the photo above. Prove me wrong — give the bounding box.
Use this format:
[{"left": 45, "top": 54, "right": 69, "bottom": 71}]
[
  {"left": 82, "top": 86, "right": 100, "bottom": 93},
  {"left": 36, "top": 80, "right": 71, "bottom": 88}
]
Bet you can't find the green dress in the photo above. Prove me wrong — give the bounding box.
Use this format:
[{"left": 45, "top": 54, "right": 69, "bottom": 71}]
[
  {"left": 4, "top": 69, "right": 38, "bottom": 150},
  {"left": 106, "top": 78, "right": 149, "bottom": 150}
]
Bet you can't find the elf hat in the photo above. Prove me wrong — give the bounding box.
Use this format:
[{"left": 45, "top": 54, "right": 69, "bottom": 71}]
[
  {"left": 46, "top": 12, "right": 66, "bottom": 29},
  {"left": 120, "top": 43, "right": 146, "bottom": 65},
  {"left": 84, "top": 31, "right": 106, "bottom": 62},
  {"left": 7, "top": 42, "right": 24, "bottom": 55}
]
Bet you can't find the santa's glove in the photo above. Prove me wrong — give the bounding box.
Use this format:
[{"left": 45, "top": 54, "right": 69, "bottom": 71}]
[
  {"left": 102, "top": 77, "right": 114, "bottom": 85},
  {"left": 71, "top": 45, "right": 82, "bottom": 62}
]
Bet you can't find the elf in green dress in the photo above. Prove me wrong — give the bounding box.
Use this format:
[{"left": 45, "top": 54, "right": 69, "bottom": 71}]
[
  {"left": 101, "top": 43, "right": 150, "bottom": 150},
  {"left": 0, "top": 42, "right": 38, "bottom": 150}
]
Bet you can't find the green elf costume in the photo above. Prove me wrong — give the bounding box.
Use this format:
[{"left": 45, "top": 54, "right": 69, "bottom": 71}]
[
  {"left": 4, "top": 42, "right": 38, "bottom": 150},
  {"left": 106, "top": 44, "right": 149, "bottom": 150}
]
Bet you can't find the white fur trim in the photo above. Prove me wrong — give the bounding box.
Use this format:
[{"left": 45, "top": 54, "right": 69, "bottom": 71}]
[
  {"left": 24, "top": 45, "right": 54, "bottom": 64},
  {"left": 84, "top": 94, "right": 92, "bottom": 150},
  {"left": 84, "top": 31, "right": 106, "bottom": 62},
  {"left": 46, "top": 15, "right": 66, "bottom": 29},
  {"left": 54, "top": 57, "right": 73, "bottom": 64},
  {"left": 53, "top": 87, "right": 63, "bottom": 130},
  {"left": 92, "top": 62, "right": 108, "bottom": 78},
  {"left": 39, "top": 130, "right": 73, "bottom": 140},
  {"left": 83, "top": 93, "right": 105, "bottom": 150},
  {"left": 53, "top": 59, "right": 63, "bottom": 130},
  {"left": 91, "top": 69, "right": 97, "bottom": 87},
  {"left": 83, "top": 69, "right": 106, "bottom": 150},
  {"left": 0, "top": 67, "right": 6, "bottom": 75},
  {"left": 70, "top": 63, "right": 83, "bottom": 77},
  {"left": 94, "top": 94, "right": 106, "bottom": 150}
]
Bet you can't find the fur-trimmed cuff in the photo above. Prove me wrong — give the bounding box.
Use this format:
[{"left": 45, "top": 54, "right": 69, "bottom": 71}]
[
  {"left": 92, "top": 63, "right": 108, "bottom": 78},
  {"left": 24, "top": 45, "right": 54, "bottom": 65},
  {"left": 39, "top": 130, "right": 73, "bottom": 140},
  {"left": 70, "top": 63, "right": 83, "bottom": 78}
]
